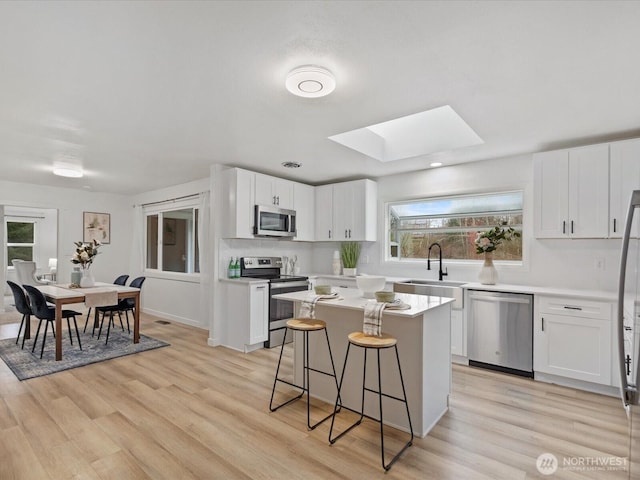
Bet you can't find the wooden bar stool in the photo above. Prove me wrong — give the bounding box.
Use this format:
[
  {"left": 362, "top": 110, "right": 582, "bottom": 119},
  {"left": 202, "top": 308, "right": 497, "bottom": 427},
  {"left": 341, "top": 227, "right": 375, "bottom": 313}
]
[
  {"left": 328, "top": 331, "right": 414, "bottom": 471},
  {"left": 269, "top": 318, "right": 341, "bottom": 430}
]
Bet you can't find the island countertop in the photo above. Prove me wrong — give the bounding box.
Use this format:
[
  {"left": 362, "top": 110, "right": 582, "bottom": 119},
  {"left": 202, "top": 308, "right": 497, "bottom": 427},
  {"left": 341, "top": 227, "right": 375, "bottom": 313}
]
[{"left": 273, "top": 287, "right": 454, "bottom": 318}]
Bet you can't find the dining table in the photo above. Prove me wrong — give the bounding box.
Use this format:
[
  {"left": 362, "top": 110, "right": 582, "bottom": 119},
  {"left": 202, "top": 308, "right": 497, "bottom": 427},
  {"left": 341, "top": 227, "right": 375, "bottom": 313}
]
[{"left": 29, "top": 282, "right": 141, "bottom": 361}]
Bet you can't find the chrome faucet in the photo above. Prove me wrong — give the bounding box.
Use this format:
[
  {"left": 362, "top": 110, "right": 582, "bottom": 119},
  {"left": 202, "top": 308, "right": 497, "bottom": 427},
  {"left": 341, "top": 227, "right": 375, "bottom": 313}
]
[{"left": 427, "top": 242, "right": 448, "bottom": 281}]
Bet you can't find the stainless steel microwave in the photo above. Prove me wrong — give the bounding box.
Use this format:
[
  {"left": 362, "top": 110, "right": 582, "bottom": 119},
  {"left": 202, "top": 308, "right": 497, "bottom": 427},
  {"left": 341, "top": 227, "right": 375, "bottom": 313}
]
[{"left": 254, "top": 205, "right": 296, "bottom": 237}]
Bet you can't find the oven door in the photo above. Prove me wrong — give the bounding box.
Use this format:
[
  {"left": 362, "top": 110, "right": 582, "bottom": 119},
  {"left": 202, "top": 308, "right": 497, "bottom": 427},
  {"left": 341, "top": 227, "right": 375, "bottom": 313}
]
[{"left": 267, "top": 280, "right": 309, "bottom": 348}]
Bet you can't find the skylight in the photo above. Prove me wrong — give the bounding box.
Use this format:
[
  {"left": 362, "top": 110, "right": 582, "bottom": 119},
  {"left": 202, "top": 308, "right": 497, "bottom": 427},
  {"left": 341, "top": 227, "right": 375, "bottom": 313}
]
[{"left": 328, "top": 105, "right": 483, "bottom": 162}]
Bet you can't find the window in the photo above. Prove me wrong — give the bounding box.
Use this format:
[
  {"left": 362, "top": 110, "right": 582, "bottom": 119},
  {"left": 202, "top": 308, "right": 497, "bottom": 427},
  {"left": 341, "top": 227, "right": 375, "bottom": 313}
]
[
  {"left": 145, "top": 203, "right": 200, "bottom": 274},
  {"left": 6, "top": 221, "right": 35, "bottom": 266},
  {"left": 388, "top": 191, "right": 523, "bottom": 262}
]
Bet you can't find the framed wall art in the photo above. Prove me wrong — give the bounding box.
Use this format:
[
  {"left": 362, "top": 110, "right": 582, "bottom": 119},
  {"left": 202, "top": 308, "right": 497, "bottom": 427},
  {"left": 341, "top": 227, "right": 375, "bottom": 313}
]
[{"left": 83, "top": 212, "right": 111, "bottom": 244}]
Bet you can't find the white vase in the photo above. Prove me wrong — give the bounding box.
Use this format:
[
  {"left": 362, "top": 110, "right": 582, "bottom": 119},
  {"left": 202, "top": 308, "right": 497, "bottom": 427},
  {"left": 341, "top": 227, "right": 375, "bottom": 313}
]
[
  {"left": 343, "top": 267, "right": 357, "bottom": 277},
  {"left": 80, "top": 268, "right": 95, "bottom": 287},
  {"left": 478, "top": 252, "right": 498, "bottom": 285}
]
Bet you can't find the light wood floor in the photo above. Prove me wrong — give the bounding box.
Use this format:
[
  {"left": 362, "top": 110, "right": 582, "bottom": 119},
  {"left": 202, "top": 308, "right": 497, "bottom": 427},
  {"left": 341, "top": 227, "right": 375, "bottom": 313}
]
[{"left": 0, "top": 311, "right": 630, "bottom": 479}]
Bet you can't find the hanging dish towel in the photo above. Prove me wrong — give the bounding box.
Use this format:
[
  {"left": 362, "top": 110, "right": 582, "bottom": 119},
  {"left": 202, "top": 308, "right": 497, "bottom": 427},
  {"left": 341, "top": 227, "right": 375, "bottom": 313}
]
[
  {"left": 363, "top": 301, "right": 386, "bottom": 337},
  {"left": 299, "top": 296, "right": 322, "bottom": 319}
]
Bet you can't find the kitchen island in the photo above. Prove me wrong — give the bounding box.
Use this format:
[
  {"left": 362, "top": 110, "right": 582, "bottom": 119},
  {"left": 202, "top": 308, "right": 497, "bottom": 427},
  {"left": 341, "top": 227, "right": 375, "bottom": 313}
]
[{"left": 273, "top": 288, "right": 453, "bottom": 437}]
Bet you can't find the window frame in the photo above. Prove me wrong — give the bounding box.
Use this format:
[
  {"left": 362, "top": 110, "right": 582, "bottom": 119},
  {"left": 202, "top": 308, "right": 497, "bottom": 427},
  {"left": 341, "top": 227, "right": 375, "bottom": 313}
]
[
  {"left": 143, "top": 198, "right": 200, "bottom": 282},
  {"left": 6, "top": 218, "right": 37, "bottom": 267},
  {"left": 385, "top": 190, "right": 524, "bottom": 265}
]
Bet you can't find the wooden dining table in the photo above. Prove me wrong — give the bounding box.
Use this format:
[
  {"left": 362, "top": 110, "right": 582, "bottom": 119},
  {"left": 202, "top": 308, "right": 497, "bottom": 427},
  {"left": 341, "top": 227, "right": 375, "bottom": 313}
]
[{"left": 29, "top": 282, "right": 141, "bottom": 361}]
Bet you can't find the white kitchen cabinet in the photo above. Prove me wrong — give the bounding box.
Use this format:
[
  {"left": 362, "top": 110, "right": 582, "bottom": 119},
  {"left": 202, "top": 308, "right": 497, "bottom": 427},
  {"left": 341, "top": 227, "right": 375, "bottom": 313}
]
[
  {"left": 255, "top": 172, "right": 294, "bottom": 209},
  {"left": 314, "top": 179, "right": 377, "bottom": 242},
  {"left": 221, "top": 167, "right": 255, "bottom": 239},
  {"left": 224, "top": 280, "right": 269, "bottom": 352},
  {"left": 450, "top": 308, "right": 465, "bottom": 357},
  {"left": 533, "top": 144, "right": 609, "bottom": 238},
  {"left": 293, "top": 182, "right": 315, "bottom": 241},
  {"left": 609, "top": 138, "right": 640, "bottom": 238},
  {"left": 534, "top": 295, "right": 613, "bottom": 385}
]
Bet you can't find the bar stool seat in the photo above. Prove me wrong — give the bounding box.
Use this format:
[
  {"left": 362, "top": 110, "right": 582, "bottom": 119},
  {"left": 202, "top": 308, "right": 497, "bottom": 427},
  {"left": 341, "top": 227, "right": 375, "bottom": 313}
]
[
  {"left": 329, "top": 331, "right": 413, "bottom": 472},
  {"left": 269, "top": 318, "right": 341, "bottom": 430}
]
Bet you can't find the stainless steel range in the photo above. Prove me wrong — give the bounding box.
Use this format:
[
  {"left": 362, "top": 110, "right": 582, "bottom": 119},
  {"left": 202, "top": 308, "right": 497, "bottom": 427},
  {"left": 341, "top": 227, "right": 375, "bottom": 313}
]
[{"left": 240, "top": 256, "right": 310, "bottom": 348}]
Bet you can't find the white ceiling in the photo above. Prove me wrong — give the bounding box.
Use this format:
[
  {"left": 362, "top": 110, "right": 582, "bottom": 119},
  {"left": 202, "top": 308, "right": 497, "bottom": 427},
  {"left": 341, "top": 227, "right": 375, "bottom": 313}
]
[{"left": 1, "top": 1, "right": 639, "bottom": 195}]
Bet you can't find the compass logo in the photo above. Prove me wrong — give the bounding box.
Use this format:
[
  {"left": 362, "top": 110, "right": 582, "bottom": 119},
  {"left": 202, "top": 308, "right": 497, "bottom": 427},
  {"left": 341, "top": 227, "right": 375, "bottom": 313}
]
[{"left": 536, "top": 453, "right": 558, "bottom": 475}]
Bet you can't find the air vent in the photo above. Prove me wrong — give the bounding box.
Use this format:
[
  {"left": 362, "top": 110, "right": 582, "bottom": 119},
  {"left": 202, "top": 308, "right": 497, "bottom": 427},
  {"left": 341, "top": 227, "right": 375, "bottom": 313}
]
[{"left": 282, "top": 161, "right": 302, "bottom": 168}]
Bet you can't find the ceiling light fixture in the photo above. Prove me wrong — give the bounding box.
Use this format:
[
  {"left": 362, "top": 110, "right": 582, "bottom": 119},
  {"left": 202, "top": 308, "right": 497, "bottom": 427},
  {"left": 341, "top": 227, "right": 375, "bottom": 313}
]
[
  {"left": 430, "top": 162, "right": 443, "bottom": 167},
  {"left": 282, "top": 161, "right": 302, "bottom": 168},
  {"left": 286, "top": 65, "right": 335, "bottom": 98},
  {"left": 52, "top": 161, "right": 83, "bottom": 178}
]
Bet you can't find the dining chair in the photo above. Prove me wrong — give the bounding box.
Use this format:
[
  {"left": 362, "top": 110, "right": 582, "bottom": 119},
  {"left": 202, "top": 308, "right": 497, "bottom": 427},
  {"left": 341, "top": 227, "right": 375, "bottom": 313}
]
[
  {"left": 83, "top": 274, "right": 129, "bottom": 334},
  {"left": 6, "top": 281, "right": 33, "bottom": 349},
  {"left": 11, "top": 259, "right": 53, "bottom": 286},
  {"left": 23, "top": 285, "right": 83, "bottom": 358},
  {"left": 97, "top": 276, "right": 145, "bottom": 344}
]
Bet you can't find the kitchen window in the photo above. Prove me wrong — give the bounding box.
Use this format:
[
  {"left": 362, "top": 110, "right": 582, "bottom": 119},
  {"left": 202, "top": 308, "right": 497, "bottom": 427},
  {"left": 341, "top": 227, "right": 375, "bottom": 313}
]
[
  {"left": 144, "top": 203, "right": 199, "bottom": 274},
  {"left": 388, "top": 191, "right": 523, "bottom": 262}
]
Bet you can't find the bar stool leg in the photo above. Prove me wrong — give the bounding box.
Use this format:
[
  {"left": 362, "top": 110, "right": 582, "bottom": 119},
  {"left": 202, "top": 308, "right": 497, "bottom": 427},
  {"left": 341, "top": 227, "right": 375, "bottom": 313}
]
[
  {"left": 329, "top": 343, "right": 364, "bottom": 443},
  {"left": 269, "top": 327, "right": 304, "bottom": 412}
]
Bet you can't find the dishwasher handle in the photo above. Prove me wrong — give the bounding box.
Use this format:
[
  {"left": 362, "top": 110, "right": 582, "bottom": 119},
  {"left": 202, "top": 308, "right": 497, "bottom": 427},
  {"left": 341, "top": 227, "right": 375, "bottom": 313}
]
[{"left": 468, "top": 293, "right": 531, "bottom": 305}]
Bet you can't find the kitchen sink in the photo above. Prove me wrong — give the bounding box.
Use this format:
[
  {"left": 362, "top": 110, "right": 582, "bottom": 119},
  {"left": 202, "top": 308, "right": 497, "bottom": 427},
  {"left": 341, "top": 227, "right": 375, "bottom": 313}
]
[{"left": 393, "top": 279, "right": 465, "bottom": 309}]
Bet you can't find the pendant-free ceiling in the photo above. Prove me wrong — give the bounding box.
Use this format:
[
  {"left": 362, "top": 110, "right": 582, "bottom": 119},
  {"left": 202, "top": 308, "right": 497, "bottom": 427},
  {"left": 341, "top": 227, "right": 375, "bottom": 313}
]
[{"left": 286, "top": 66, "right": 336, "bottom": 98}]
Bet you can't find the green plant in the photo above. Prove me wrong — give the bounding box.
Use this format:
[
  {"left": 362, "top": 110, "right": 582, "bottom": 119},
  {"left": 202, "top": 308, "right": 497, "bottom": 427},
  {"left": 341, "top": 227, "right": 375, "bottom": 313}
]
[{"left": 340, "top": 241, "right": 361, "bottom": 268}]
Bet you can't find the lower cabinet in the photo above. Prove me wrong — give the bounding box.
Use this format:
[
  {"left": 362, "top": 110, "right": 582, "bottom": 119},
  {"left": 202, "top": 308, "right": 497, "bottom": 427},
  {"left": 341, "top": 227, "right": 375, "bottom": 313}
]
[
  {"left": 534, "top": 295, "right": 613, "bottom": 386},
  {"left": 450, "top": 308, "right": 465, "bottom": 357},
  {"left": 224, "top": 281, "right": 269, "bottom": 352}
]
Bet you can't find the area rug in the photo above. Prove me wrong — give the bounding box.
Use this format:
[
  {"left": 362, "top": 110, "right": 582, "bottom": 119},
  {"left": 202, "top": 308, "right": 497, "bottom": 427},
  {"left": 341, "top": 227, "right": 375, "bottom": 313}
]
[{"left": 0, "top": 327, "right": 169, "bottom": 380}]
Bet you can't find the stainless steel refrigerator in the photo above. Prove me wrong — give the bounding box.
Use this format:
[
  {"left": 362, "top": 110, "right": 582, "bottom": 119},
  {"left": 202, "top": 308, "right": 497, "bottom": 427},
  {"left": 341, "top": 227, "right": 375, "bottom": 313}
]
[{"left": 618, "top": 189, "right": 640, "bottom": 480}]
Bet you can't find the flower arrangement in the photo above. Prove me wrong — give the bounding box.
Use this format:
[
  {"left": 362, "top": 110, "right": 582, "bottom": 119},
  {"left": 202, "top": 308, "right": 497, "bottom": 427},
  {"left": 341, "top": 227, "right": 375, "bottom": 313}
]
[
  {"left": 71, "top": 240, "right": 101, "bottom": 269},
  {"left": 474, "top": 224, "right": 520, "bottom": 254}
]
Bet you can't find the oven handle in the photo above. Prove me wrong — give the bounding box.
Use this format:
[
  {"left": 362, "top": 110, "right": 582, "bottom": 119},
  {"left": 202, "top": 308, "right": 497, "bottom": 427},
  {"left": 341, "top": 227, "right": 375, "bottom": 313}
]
[{"left": 270, "top": 281, "right": 310, "bottom": 290}]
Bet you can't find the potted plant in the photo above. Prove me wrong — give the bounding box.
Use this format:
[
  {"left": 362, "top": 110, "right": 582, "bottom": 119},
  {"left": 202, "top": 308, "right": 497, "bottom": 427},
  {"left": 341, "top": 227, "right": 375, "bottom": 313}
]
[
  {"left": 474, "top": 223, "right": 520, "bottom": 284},
  {"left": 340, "top": 241, "right": 361, "bottom": 276}
]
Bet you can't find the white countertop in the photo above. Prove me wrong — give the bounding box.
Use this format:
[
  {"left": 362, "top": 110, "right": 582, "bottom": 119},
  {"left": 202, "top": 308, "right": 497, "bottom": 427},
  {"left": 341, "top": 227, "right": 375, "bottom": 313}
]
[
  {"left": 219, "top": 277, "right": 269, "bottom": 285},
  {"left": 273, "top": 287, "right": 453, "bottom": 318},
  {"left": 462, "top": 282, "right": 617, "bottom": 302}
]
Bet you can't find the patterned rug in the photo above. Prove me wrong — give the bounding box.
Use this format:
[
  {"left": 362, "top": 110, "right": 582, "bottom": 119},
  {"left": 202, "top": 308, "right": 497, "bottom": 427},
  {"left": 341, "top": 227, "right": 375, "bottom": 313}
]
[{"left": 0, "top": 325, "right": 169, "bottom": 380}]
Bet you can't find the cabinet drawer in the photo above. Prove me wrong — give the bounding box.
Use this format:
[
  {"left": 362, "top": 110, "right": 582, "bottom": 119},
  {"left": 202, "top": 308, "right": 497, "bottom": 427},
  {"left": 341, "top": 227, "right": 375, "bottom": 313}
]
[{"left": 537, "top": 296, "right": 612, "bottom": 320}]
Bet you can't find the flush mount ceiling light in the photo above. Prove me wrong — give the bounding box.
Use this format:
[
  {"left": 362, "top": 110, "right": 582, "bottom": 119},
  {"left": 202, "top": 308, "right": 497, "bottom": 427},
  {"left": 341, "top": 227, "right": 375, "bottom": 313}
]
[
  {"left": 329, "top": 105, "right": 484, "bottom": 162},
  {"left": 285, "top": 65, "right": 336, "bottom": 98},
  {"left": 282, "top": 161, "right": 302, "bottom": 168},
  {"left": 52, "top": 161, "right": 83, "bottom": 178}
]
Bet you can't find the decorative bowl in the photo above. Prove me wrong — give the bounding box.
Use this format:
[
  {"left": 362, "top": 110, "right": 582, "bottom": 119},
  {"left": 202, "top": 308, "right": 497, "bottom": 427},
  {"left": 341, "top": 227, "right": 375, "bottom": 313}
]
[
  {"left": 375, "top": 291, "right": 396, "bottom": 303},
  {"left": 314, "top": 285, "right": 332, "bottom": 295},
  {"left": 355, "top": 275, "right": 386, "bottom": 298}
]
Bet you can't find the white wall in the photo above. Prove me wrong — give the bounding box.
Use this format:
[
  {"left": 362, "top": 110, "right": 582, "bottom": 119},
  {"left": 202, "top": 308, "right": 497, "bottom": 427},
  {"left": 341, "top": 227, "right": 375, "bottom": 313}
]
[
  {"left": 0, "top": 179, "right": 132, "bottom": 290},
  {"left": 130, "top": 177, "right": 210, "bottom": 329}
]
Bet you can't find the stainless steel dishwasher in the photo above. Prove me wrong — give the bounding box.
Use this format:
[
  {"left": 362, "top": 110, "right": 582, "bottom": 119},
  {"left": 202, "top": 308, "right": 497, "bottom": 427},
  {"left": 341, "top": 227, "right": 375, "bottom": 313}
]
[{"left": 467, "top": 289, "right": 533, "bottom": 377}]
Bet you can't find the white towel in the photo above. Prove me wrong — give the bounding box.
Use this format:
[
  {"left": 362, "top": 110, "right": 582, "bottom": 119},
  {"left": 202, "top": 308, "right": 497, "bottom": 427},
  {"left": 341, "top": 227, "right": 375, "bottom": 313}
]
[
  {"left": 363, "top": 301, "right": 386, "bottom": 337},
  {"left": 84, "top": 289, "right": 118, "bottom": 307},
  {"left": 299, "top": 295, "right": 322, "bottom": 319}
]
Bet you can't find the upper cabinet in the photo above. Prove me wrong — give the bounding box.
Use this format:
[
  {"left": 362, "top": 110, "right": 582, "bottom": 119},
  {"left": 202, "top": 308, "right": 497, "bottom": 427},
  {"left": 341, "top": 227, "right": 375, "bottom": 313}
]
[
  {"left": 314, "top": 179, "right": 377, "bottom": 242},
  {"left": 221, "top": 168, "right": 255, "bottom": 239},
  {"left": 255, "top": 173, "right": 294, "bottom": 210},
  {"left": 293, "top": 182, "right": 315, "bottom": 242},
  {"left": 610, "top": 138, "right": 640, "bottom": 238},
  {"left": 534, "top": 144, "right": 609, "bottom": 238}
]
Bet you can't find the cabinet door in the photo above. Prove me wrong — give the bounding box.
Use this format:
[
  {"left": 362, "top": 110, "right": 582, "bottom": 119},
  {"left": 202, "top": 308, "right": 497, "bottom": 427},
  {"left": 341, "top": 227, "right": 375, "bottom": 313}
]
[
  {"left": 450, "top": 309, "right": 465, "bottom": 357},
  {"left": 568, "top": 144, "right": 609, "bottom": 238},
  {"left": 610, "top": 139, "right": 640, "bottom": 238},
  {"left": 533, "top": 150, "right": 569, "bottom": 238},
  {"left": 534, "top": 312, "right": 611, "bottom": 385},
  {"left": 332, "top": 182, "right": 352, "bottom": 240},
  {"left": 254, "top": 173, "right": 275, "bottom": 206},
  {"left": 249, "top": 283, "right": 269, "bottom": 344},
  {"left": 293, "top": 182, "right": 315, "bottom": 241},
  {"left": 314, "top": 185, "right": 334, "bottom": 241},
  {"left": 273, "top": 178, "right": 294, "bottom": 209}
]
